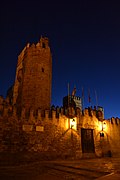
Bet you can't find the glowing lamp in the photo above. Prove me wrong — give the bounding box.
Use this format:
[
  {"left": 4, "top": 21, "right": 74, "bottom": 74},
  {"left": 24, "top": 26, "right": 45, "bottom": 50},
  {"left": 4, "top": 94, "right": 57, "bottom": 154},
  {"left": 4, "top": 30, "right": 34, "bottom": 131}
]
[
  {"left": 70, "top": 119, "right": 75, "bottom": 129},
  {"left": 100, "top": 121, "right": 106, "bottom": 137},
  {"left": 102, "top": 122, "right": 106, "bottom": 130}
]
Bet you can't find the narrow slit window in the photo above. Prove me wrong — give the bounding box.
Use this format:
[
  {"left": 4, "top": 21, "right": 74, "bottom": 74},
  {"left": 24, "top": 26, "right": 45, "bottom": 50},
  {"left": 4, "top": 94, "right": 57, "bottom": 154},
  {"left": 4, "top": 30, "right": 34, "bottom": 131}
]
[
  {"left": 42, "top": 42, "right": 45, "bottom": 48},
  {"left": 42, "top": 68, "right": 44, "bottom": 72}
]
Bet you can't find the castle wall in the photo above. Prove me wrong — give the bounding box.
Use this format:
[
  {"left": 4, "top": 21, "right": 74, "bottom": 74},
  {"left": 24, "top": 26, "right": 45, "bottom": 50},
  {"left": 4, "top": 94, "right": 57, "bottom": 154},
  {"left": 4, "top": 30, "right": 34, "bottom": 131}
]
[
  {"left": 0, "top": 105, "right": 120, "bottom": 159},
  {"left": 105, "top": 118, "right": 120, "bottom": 157},
  {"left": 1, "top": 36, "right": 120, "bottom": 159},
  {"left": 0, "top": 107, "right": 81, "bottom": 159}
]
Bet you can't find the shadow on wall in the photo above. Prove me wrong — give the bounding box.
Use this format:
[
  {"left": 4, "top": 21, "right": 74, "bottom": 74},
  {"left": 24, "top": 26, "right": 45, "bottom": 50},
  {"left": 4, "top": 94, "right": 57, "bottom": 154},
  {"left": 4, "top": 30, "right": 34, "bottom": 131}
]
[{"left": 95, "top": 131, "right": 112, "bottom": 157}]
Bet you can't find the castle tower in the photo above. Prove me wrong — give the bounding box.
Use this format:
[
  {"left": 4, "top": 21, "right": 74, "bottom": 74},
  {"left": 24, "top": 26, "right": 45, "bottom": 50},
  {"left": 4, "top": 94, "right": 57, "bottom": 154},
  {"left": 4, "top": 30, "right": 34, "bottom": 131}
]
[{"left": 13, "top": 37, "right": 52, "bottom": 115}]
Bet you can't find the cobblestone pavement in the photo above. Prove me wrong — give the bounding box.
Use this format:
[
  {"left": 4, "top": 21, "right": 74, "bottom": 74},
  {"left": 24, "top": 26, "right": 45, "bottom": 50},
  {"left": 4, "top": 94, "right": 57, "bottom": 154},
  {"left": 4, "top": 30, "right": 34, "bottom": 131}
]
[{"left": 0, "top": 157, "right": 120, "bottom": 179}]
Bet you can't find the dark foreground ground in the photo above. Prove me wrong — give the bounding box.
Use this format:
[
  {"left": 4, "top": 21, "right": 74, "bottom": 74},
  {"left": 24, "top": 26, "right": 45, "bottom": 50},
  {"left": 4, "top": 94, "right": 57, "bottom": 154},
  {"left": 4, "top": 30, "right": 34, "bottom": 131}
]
[{"left": 0, "top": 153, "right": 120, "bottom": 180}]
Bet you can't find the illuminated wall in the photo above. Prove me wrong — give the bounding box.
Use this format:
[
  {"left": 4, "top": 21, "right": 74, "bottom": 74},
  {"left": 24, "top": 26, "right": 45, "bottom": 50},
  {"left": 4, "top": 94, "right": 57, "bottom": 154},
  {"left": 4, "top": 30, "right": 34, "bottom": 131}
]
[
  {"left": 13, "top": 37, "right": 52, "bottom": 114},
  {"left": 0, "top": 104, "right": 120, "bottom": 159}
]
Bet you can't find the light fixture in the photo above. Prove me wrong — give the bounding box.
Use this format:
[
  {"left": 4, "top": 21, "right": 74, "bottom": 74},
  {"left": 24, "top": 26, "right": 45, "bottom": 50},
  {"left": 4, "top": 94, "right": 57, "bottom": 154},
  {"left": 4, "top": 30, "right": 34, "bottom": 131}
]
[
  {"left": 71, "top": 119, "right": 75, "bottom": 129},
  {"left": 100, "top": 121, "right": 106, "bottom": 137},
  {"left": 102, "top": 122, "right": 106, "bottom": 130}
]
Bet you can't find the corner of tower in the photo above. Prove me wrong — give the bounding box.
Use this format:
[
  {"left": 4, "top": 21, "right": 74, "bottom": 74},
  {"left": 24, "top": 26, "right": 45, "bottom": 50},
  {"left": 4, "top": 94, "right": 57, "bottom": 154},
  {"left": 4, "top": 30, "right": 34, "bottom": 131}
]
[{"left": 39, "top": 36, "right": 49, "bottom": 48}]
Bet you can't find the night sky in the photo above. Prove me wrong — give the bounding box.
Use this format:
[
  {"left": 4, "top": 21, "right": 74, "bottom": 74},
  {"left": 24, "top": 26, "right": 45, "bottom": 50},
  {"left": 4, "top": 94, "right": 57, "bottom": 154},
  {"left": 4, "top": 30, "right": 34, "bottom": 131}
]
[{"left": 0, "top": 1, "right": 120, "bottom": 119}]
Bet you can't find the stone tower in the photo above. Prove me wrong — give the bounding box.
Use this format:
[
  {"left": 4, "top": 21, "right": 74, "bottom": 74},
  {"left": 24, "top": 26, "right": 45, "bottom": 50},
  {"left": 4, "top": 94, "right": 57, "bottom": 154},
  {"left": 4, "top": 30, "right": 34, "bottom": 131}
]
[{"left": 13, "top": 37, "right": 52, "bottom": 115}]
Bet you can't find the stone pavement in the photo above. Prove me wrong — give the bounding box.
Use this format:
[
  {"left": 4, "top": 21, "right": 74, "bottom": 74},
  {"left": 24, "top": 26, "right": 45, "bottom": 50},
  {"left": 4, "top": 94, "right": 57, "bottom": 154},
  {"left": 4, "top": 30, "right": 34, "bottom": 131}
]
[
  {"left": 45, "top": 157, "right": 120, "bottom": 180},
  {"left": 0, "top": 157, "right": 120, "bottom": 179}
]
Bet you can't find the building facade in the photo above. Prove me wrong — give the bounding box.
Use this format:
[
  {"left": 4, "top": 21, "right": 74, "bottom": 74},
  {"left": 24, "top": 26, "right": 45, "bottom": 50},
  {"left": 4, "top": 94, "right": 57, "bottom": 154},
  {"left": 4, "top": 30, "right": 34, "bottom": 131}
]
[{"left": 0, "top": 37, "right": 120, "bottom": 159}]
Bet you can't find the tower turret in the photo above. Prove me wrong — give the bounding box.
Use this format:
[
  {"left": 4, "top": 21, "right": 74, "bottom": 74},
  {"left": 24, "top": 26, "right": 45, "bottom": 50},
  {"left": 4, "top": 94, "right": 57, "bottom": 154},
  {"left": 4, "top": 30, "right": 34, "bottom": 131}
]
[{"left": 13, "top": 37, "right": 52, "bottom": 115}]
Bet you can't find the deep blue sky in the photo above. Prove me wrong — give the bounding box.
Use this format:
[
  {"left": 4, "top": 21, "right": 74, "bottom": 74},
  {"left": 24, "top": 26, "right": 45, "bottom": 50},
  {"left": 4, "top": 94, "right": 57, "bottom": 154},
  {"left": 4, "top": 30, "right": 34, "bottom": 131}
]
[{"left": 0, "top": 0, "right": 120, "bottom": 119}]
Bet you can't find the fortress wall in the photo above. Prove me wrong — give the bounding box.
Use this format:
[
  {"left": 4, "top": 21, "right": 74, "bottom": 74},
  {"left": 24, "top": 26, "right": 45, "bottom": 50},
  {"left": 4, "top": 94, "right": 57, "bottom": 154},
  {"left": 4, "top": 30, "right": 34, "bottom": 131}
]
[
  {"left": 0, "top": 106, "right": 81, "bottom": 159},
  {"left": 0, "top": 105, "right": 120, "bottom": 158},
  {"left": 105, "top": 117, "right": 120, "bottom": 157}
]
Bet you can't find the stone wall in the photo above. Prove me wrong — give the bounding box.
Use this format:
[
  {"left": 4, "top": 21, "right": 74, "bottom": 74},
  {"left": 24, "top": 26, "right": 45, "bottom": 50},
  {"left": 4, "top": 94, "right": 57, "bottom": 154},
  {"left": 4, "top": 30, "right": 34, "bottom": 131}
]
[
  {"left": 0, "top": 105, "right": 81, "bottom": 159},
  {"left": 13, "top": 37, "right": 52, "bottom": 115},
  {"left": 105, "top": 117, "right": 120, "bottom": 157},
  {"left": 0, "top": 103, "right": 120, "bottom": 159}
]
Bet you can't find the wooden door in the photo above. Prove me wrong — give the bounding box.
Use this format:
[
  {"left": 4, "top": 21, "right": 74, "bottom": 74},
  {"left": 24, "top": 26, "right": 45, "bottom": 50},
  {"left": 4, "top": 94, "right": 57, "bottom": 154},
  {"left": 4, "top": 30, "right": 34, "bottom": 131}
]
[{"left": 81, "top": 128, "right": 95, "bottom": 153}]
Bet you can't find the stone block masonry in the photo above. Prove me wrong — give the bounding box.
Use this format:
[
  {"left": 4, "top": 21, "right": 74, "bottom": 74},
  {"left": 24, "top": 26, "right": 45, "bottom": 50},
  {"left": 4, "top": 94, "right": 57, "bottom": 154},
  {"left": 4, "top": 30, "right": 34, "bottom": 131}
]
[
  {"left": 0, "top": 104, "right": 120, "bottom": 159},
  {"left": 13, "top": 37, "right": 52, "bottom": 116},
  {"left": 0, "top": 37, "right": 120, "bottom": 159}
]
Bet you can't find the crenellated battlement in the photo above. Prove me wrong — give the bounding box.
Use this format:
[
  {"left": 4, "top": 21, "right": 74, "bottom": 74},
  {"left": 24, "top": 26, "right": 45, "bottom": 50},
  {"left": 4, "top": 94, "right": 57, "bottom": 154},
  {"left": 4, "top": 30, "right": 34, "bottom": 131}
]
[
  {"left": 18, "top": 37, "right": 50, "bottom": 66},
  {"left": 1, "top": 96, "right": 120, "bottom": 157},
  {"left": 106, "top": 117, "right": 120, "bottom": 125},
  {"left": 0, "top": 103, "right": 65, "bottom": 121},
  {"left": 1, "top": 99, "right": 120, "bottom": 127},
  {"left": 12, "top": 37, "right": 52, "bottom": 114},
  {"left": 1, "top": 37, "right": 120, "bottom": 157}
]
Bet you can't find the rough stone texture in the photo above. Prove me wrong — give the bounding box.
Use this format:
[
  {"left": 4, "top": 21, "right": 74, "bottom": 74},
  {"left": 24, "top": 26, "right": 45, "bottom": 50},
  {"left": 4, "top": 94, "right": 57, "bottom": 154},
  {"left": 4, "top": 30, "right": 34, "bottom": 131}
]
[
  {"left": 0, "top": 106, "right": 120, "bottom": 159},
  {"left": 13, "top": 37, "right": 52, "bottom": 115},
  {"left": 0, "top": 37, "right": 120, "bottom": 160}
]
